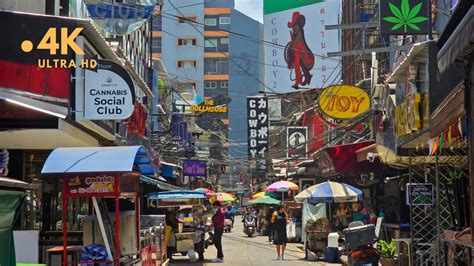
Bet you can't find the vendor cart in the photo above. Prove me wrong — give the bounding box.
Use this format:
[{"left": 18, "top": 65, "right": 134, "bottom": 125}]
[
  {"left": 305, "top": 218, "right": 331, "bottom": 260},
  {"left": 147, "top": 190, "right": 209, "bottom": 261},
  {"left": 41, "top": 146, "right": 156, "bottom": 265}
]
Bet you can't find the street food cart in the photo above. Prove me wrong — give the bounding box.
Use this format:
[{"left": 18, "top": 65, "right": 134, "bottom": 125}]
[
  {"left": 147, "top": 190, "right": 208, "bottom": 261},
  {"left": 41, "top": 146, "right": 155, "bottom": 265}
]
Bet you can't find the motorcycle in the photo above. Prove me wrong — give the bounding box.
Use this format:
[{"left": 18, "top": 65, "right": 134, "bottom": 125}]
[
  {"left": 224, "top": 218, "right": 233, "bottom": 233},
  {"left": 243, "top": 215, "right": 256, "bottom": 237}
]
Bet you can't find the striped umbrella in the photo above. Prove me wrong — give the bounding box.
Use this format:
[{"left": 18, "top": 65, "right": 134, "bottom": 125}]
[
  {"left": 295, "top": 181, "right": 363, "bottom": 203},
  {"left": 251, "top": 191, "right": 280, "bottom": 199},
  {"left": 265, "top": 181, "right": 299, "bottom": 192},
  {"left": 249, "top": 196, "right": 281, "bottom": 205},
  {"left": 211, "top": 192, "right": 236, "bottom": 203}
]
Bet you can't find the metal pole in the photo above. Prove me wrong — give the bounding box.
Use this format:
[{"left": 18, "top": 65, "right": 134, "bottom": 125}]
[
  {"left": 92, "top": 197, "right": 113, "bottom": 260},
  {"left": 62, "top": 177, "right": 68, "bottom": 266},
  {"left": 435, "top": 155, "right": 441, "bottom": 265}
]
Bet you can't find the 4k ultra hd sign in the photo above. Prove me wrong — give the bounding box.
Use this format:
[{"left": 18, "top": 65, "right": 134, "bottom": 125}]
[
  {"left": 247, "top": 96, "right": 269, "bottom": 172},
  {"left": 84, "top": 59, "right": 135, "bottom": 120},
  {"left": 380, "top": 0, "right": 430, "bottom": 35},
  {"left": 264, "top": 0, "right": 341, "bottom": 92}
]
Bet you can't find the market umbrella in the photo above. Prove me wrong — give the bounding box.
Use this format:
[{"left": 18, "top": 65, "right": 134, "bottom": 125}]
[
  {"left": 249, "top": 196, "right": 281, "bottom": 205},
  {"left": 194, "top": 188, "right": 214, "bottom": 196},
  {"left": 265, "top": 180, "right": 299, "bottom": 192},
  {"left": 251, "top": 191, "right": 280, "bottom": 200},
  {"left": 211, "top": 192, "right": 236, "bottom": 203},
  {"left": 294, "top": 181, "right": 363, "bottom": 203},
  {"left": 265, "top": 180, "right": 299, "bottom": 201}
]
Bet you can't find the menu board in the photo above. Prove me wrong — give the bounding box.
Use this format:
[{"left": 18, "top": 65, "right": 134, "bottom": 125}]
[{"left": 406, "top": 183, "right": 434, "bottom": 206}]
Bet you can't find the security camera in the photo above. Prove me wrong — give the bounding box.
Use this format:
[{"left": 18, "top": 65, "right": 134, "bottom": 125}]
[{"left": 366, "top": 152, "right": 379, "bottom": 163}]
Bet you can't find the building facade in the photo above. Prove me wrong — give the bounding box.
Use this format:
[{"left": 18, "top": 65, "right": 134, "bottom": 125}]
[{"left": 151, "top": 0, "right": 262, "bottom": 164}]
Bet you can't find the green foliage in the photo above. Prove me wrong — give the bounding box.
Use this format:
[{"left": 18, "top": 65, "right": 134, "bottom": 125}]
[
  {"left": 377, "top": 239, "right": 396, "bottom": 258},
  {"left": 383, "top": 0, "right": 428, "bottom": 32}
]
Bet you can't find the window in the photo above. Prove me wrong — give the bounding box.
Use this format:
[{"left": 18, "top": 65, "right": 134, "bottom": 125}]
[
  {"left": 152, "top": 15, "right": 162, "bottom": 31},
  {"left": 221, "top": 81, "right": 228, "bottom": 88},
  {"left": 151, "top": 37, "right": 162, "bottom": 53},
  {"left": 220, "top": 38, "right": 229, "bottom": 45},
  {"left": 204, "top": 38, "right": 218, "bottom": 48},
  {"left": 178, "top": 16, "right": 197, "bottom": 23},
  {"left": 205, "top": 81, "right": 217, "bottom": 89},
  {"left": 177, "top": 60, "right": 197, "bottom": 68},
  {"left": 219, "top": 16, "right": 230, "bottom": 24},
  {"left": 204, "top": 18, "right": 217, "bottom": 26},
  {"left": 204, "top": 58, "right": 229, "bottom": 74},
  {"left": 178, "top": 38, "right": 197, "bottom": 46}
]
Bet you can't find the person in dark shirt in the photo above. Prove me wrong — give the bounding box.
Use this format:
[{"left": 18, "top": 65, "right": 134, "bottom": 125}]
[
  {"left": 211, "top": 201, "right": 225, "bottom": 262},
  {"left": 266, "top": 207, "right": 275, "bottom": 243},
  {"left": 165, "top": 208, "right": 178, "bottom": 262}
]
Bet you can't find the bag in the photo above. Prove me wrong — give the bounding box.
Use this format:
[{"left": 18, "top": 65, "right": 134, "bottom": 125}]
[
  {"left": 188, "top": 249, "right": 197, "bottom": 262},
  {"left": 287, "top": 222, "right": 296, "bottom": 238}
]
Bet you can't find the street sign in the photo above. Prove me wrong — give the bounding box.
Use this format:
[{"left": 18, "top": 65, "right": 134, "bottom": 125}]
[
  {"left": 287, "top": 127, "right": 308, "bottom": 159},
  {"left": 379, "top": 0, "right": 430, "bottom": 35},
  {"left": 182, "top": 160, "right": 206, "bottom": 177},
  {"left": 247, "top": 96, "right": 269, "bottom": 173},
  {"left": 406, "top": 183, "right": 434, "bottom": 205}
]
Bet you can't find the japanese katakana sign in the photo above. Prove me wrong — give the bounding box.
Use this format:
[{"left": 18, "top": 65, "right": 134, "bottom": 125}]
[{"left": 247, "top": 96, "right": 269, "bottom": 173}]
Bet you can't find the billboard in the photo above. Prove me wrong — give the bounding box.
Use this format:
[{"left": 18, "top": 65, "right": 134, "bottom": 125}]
[
  {"left": 264, "top": 0, "right": 341, "bottom": 92},
  {"left": 247, "top": 96, "right": 269, "bottom": 173}
]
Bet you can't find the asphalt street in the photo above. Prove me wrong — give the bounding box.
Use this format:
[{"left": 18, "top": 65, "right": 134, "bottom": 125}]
[{"left": 172, "top": 216, "right": 341, "bottom": 266}]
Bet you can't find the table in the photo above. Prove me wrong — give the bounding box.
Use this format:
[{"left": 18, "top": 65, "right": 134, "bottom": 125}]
[{"left": 46, "top": 246, "right": 82, "bottom": 265}]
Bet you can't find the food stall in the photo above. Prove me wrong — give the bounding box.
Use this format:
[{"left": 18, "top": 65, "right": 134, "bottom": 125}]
[
  {"left": 41, "top": 146, "right": 156, "bottom": 265},
  {"left": 147, "top": 190, "right": 209, "bottom": 261}
]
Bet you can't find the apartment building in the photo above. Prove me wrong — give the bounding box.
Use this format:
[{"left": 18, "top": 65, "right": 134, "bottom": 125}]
[{"left": 151, "top": 0, "right": 262, "bottom": 159}]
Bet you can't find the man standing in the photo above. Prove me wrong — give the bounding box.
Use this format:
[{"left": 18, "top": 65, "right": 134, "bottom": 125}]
[{"left": 211, "top": 201, "right": 225, "bottom": 262}]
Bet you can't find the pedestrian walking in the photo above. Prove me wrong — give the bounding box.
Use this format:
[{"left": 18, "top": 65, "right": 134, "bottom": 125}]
[
  {"left": 266, "top": 206, "right": 274, "bottom": 243},
  {"left": 272, "top": 205, "right": 289, "bottom": 260},
  {"left": 211, "top": 201, "right": 225, "bottom": 262}
]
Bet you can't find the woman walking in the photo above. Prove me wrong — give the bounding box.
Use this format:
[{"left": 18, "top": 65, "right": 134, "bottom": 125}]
[
  {"left": 272, "top": 205, "right": 289, "bottom": 260},
  {"left": 266, "top": 207, "right": 274, "bottom": 243}
]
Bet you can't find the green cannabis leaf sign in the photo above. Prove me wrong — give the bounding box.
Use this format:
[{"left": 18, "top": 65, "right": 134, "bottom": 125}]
[{"left": 380, "top": 0, "right": 430, "bottom": 35}]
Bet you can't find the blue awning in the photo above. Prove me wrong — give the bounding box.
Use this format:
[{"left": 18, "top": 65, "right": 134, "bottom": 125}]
[
  {"left": 147, "top": 190, "right": 205, "bottom": 200},
  {"left": 41, "top": 146, "right": 155, "bottom": 175},
  {"left": 140, "top": 175, "right": 181, "bottom": 191}
]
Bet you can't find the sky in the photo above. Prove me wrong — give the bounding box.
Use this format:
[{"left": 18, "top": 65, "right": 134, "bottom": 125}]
[{"left": 235, "top": 0, "right": 263, "bottom": 23}]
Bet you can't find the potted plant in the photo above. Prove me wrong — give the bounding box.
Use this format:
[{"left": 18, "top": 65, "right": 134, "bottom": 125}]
[{"left": 377, "top": 239, "right": 397, "bottom": 266}]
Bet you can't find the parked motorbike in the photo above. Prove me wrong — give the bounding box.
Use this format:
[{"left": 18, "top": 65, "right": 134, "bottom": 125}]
[
  {"left": 243, "top": 215, "right": 256, "bottom": 237},
  {"left": 224, "top": 218, "right": 233, "bottom": 233}
]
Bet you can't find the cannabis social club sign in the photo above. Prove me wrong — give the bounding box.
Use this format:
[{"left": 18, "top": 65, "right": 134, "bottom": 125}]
[{"left": 379, "top": 0, "right": 430, "bottom": 35}]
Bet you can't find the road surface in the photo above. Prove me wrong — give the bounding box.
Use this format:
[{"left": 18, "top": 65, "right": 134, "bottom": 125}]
[{"left": 172, "top": 216, "right": 341, "bottom": 265}]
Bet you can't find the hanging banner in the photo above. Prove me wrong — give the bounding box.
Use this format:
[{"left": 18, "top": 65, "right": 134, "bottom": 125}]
[
  {"left": 247, "top": 96, "right": 269, "bottom": 173},
  {"left": 0, "top": 149, "right": 9, "bottom": 177},
  {"left": 182, "top": 160, "right": 207, "bottom": 178},
  {"left": 287, "top": 127, "right": 308, "bottom": 159},
  {"left": 264, "top": 0, "right": 341, "bottom": 92},
  {"left": 84, "top": 0, "right": 157, "bottom": 35},
  {"left": 379, "top": 0, "right": 430, "bottom": 35},
  {"left": 318, "top": 85, "right": 370, "bottom": 119},
  {"left": 84, "top": 59, "right": 135, "bottom": 120}
]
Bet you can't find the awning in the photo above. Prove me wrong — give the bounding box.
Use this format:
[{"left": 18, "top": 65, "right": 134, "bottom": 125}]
[
  {"left": 160, "top": 161, "right": 182, "bottom": 179},
  {"left": 140, "top": 175, "right": 181, "bottom": 191},
  {"left": 41, "top": 146, "right": 154, "bottom": 175},
  {"left": 0, "top": 177, "right": 32, "bottom": 190},
  {"left": 320, "top": 141, "right": 377, "bottom": 175},
  {"left": 438, "top": 6, "right": 474, "bottom": 73},
  {"left": 386, "top": 41, "right": 432, "bottom": 83},
  {"left": 147, "top": 190, "right": 206, "bottom": 200}
]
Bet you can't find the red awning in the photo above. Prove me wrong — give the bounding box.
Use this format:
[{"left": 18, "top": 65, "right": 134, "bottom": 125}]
[{"left": 324, "top": 141, "right": 376, "bottom": 174}]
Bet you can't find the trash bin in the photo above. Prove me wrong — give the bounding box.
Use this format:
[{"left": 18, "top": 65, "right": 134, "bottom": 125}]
[{"left": 327, "top": 232, "right": 340, "bottom": 263}]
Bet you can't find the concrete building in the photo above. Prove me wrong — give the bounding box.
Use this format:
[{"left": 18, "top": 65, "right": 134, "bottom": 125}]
[{"left": 151, "top": 0, "right": 262, "bottom": 163}]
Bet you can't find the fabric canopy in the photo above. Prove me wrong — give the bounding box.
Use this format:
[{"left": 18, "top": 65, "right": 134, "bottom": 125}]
[
  {"left": 41, "top": 146, "right": 154, "bottom": 175},
  {"left": 0, "top": 189, "right": 26, "bottom": 266}
]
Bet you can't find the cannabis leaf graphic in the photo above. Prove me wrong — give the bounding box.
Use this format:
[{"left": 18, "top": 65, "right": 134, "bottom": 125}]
[{"left": 383, "top": 0, "right": 428, "bottom": 32}]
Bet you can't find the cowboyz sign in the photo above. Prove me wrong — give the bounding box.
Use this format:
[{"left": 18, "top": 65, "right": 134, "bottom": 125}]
[{"left": 84, "top": 59, "right": 135, "bottom": 120}]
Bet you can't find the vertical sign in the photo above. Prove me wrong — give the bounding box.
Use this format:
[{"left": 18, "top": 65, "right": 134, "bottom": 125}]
[
  {"left": 264, "top": 0, "right": 341, "bottom": 92},
  {"left": 287, "top": 127, "right": 308, "bottom": 159},
  {"left": 247, "top": 96, "right": 269, "bottom": 174}
]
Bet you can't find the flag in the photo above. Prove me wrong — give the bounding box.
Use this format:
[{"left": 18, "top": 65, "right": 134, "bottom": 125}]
[{"left": 431, "top": 136, "right": 440, "bottom": 156}]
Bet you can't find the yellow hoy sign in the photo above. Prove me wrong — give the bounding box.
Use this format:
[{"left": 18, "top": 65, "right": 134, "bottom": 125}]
[{"left": 318, "top": 85, "right": 370, "bottom": 119}]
